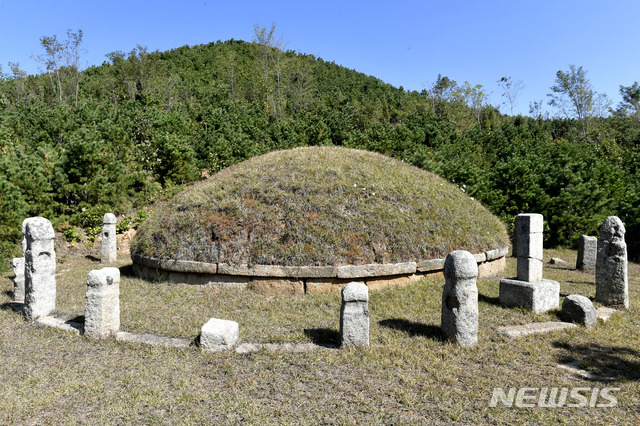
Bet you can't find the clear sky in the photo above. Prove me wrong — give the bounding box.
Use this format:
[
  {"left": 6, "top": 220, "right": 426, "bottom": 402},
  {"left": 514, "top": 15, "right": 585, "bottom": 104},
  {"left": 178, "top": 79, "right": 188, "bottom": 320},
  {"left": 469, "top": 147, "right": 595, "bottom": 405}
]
[{"left": 1, "top": 0, "right": 638, "bottom": 116}]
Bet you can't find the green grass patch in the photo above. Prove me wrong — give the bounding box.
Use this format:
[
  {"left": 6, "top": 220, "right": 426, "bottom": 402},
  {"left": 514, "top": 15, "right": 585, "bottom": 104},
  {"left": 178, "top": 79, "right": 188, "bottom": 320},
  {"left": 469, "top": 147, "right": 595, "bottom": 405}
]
[
  {"left": 132, "top": 147, "right": 509, "bottom": 266},
  {"left": 0, "top": 248, "right": 639, "bottom": 423}
]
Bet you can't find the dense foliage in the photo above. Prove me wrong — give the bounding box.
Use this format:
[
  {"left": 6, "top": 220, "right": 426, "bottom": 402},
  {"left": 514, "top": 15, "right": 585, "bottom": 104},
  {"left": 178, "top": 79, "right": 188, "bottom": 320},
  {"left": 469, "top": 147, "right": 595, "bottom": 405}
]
[{"left": 1, "top": 37, "right": 639, "bottom": 269}]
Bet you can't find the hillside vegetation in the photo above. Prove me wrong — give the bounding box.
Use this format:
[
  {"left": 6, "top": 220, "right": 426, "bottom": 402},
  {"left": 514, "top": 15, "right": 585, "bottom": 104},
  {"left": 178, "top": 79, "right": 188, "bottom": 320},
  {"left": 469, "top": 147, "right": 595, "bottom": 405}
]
[
  {"left": 1, "top": 35, "right": 640, "bottom": 267},
  {"left": 132, "top": 147, "right": 508, "bottom": 265}
]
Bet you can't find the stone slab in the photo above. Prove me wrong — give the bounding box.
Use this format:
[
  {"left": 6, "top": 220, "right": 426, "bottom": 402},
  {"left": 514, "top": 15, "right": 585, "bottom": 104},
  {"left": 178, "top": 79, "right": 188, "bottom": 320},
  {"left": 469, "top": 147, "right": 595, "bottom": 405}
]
[
  {"left": 132, "top": 254, "right": 218, "bottom": 274},
  {"left": 472, "top": 252, "right": 487, "bottom": 263},
  {"left": 416, "top": 258, "right": 445, "bottom": 272},
  {"left": 498, "top": 321, "right": 577, "bottom": 339},
  {"left": 218, "top": 263, "right": 337, "bottom": 278},
  {"left": 116, "top": 331, "right": 192, "bottom": 348},
  {"left": 235, "top": 342, "right": 335, "bottom": 354},
  {"left": 596, "top": 307, "right": 619, "bottom": 322},
  {"left": 557, "top": 360, "right": 606, "bottom": 380},
  {"left": 337, "top": 262, "right": 416, "bottom": 279},
  {"left": 499, "top": 278, "right": 560, "bottom": 313},
  {"left": 485, "top": 246, "right": 510, "bottom": 261},
  {"left": 35, "top": 316, "right": 83, "bottom": 335}
]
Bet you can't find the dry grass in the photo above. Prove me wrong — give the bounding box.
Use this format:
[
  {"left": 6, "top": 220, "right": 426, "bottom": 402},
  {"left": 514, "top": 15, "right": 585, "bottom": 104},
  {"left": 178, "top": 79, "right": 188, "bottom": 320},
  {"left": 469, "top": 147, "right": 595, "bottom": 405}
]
[
  {"left": 132, "top": 147, "right": 509, "bottom": 266},
  {"left": 0, "top": 248, "right": 639, "bottom": 424}
]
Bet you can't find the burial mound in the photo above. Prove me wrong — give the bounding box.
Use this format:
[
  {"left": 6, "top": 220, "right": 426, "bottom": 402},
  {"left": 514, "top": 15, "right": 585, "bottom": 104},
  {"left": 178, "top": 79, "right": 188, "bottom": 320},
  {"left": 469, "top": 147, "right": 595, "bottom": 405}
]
[{"left": 131, "top": 147, "right": 508, "bottom": 268}]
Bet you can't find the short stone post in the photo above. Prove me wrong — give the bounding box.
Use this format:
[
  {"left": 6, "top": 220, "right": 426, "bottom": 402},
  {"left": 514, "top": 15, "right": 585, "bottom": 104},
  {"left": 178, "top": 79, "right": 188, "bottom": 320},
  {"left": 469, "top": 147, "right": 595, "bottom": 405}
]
[
  {"left": 23, "top": 217, "right": 56, "bottom": 321},
  {"left": 340, "top": 282, "right": 369, "bottom": 348},
  {"left": 561, "top": 294, "right": 596, "bottom": 328},
  {"left": 84, "top": 268, "right": 120, "bottom": 339},
  {"left": 576, "top": 235, "right": 597, "bottom": 272},
  {"left": 11, "top": 257, "right": 25, "bottom": 302},
  {"left": 200, "top": 318, "right": 239, "bottom": 351},
  {"left": 101, "top": 213, "right": 117, "bottom": 264},
  {"left": 441, "top": 250, "right": 478, "bottom": 346},
  {"left": 596, "top": 216, "right": 628, "bottom": 309},
  {"left": 499, "top": 213, "right": 559, "bottom": 313}
]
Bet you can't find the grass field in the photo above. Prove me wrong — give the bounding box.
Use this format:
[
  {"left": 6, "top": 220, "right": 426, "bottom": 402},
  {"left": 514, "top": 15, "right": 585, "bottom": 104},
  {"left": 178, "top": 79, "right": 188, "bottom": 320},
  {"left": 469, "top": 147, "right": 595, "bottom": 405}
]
[{"left": 1, "top": 248, "right": 638, "bottom": 424}]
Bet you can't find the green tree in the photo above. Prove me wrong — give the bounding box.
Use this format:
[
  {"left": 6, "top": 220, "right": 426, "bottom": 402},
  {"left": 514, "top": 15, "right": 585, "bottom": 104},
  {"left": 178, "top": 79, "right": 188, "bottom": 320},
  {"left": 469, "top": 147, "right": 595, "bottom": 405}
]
[
  {"left": 616, "top": 82, "right": 640, "bottom": 124},
  {"left": 547, "top": 65, "right": 610, "bottom": 136}
]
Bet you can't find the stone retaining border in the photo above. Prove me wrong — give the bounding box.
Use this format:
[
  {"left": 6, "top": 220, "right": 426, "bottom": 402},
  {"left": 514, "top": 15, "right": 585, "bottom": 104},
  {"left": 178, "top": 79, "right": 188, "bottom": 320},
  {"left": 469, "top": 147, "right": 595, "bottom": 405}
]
[{"left": 131, "top": 246, "right": 509, "bottom": 294}]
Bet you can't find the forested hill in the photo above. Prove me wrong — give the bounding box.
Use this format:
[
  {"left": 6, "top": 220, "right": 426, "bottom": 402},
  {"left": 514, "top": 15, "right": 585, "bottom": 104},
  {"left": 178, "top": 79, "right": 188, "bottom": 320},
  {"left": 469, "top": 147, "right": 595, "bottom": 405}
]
[{"left": 1, "top": 38, "right": 639, "bottom": 266}]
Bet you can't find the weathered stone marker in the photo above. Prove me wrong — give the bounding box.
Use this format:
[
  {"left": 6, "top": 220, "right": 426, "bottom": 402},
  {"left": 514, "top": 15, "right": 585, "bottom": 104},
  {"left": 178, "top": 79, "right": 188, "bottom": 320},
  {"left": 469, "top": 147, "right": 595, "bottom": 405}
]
[
  {"left": 561, "top": 294, "right": 596, "bottom": 328},
  {"left": 101, "top": 213, "right": 117, "bottom": 264},
  {"left": 576, "top": 235, "right": 597, "bottom": 272},
  {"left": 340, "top": 281, "right": 369, "bottom": 348},
  {"left": 84, "top": 268, "right": 120, "bottom": 339},
  {"left": 499, "top": 213, "right": 559, "bottom": 313},
  {"left": 200, "top": 318, "right": 239, "bottom": 351},
  {"left": 23, "top": 217, "right": 56, "bottom": 321},
  {"left": 441, "top": 250, "right": 478, "bottom": 346},
  {"left": 11, "top": 257, "right": 25, "bottom": 302},
  {"left": 596, "top": 216, "right": 628, "bottom": 309}
]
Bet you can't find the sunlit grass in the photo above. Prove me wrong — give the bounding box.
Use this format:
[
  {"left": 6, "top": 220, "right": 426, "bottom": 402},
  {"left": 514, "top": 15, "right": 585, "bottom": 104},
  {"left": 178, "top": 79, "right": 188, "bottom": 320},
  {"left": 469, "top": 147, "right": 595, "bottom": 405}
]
[{"left": 0, "top": 248, "right": 638, "bottom": 423}]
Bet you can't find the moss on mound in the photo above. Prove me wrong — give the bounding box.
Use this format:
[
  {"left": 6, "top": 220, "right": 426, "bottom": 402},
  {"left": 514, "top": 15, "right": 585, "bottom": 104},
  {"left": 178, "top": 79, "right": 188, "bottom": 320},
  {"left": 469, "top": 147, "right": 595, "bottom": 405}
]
[{"left": 131, "top": 147, "right": 508, "bottom": 266}]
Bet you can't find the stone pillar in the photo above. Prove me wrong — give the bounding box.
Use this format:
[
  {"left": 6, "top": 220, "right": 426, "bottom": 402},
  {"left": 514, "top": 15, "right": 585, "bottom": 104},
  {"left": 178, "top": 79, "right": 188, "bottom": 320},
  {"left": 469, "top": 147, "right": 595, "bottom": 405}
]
[
  {"left": 499, "top": 213, "right": 559, "bottom": 313},
  {"left": 23, "top": 217, "right": 56, "bottom": 321},
  {"left": 101, "top": 213, "right": 117, "bottom": 264},
  {"left": 576, "top": 235, "right": 597, "bottom": 272},
  {"left": 596, "top": 216, "right": 628, "bottom": 309},
  {"left": 11, "top": 257, "right": 25, "bottom": 302},
  {"left": 340, "top": 282, "right": 369, "bottom": 348},
  {"left": 84, "top": 268, "right": 120, "bottom": 339},
  {"left": 441, "top": 250, "right": 478, "bottom": 346},
  {"left": 515, "top": 213, "right": 543, "bottom": 282}
]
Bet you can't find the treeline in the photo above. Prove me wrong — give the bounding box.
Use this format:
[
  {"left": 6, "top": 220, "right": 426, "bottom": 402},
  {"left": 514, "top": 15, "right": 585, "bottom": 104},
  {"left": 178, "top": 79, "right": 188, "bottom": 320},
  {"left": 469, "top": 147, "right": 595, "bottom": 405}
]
[{"left": 1, "top": 33, "right": 639, "bottom": 268}]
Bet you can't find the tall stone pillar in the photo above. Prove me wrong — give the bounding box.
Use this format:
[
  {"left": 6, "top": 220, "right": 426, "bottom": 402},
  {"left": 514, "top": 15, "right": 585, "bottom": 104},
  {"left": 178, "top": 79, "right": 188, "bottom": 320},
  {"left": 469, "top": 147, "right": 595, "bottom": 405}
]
[
  {"left": 340, "top": 282, "right": 369, "bottom": 348},
  {"left": 23, "top": 217, "right": 56, "bottom": 321},
  {"left": 441, "top": 250, "right": 478, "bottom": 346},
  {"left": 595, "top": 216, "right": 628, "bottom": 309},
  {"left": 499, "top": 213, "right": 559, "bottom": 313},
  {"left": 101, "top": 213, "right": 117, "bottom": 264}
]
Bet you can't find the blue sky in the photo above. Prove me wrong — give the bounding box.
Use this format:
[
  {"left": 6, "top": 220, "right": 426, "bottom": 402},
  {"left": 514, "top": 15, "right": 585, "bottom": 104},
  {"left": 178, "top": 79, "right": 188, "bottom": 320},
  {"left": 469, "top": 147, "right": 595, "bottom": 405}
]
[{"left": 1, "top": 0, "right": 638, "bottom": 116}]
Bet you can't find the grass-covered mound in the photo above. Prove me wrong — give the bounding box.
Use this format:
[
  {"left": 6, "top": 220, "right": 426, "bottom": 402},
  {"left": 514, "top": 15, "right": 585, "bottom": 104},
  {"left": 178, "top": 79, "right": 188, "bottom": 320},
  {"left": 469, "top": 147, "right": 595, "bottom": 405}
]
[{"left": 131, "top": 147, "right": 508, "bottom": 266}]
